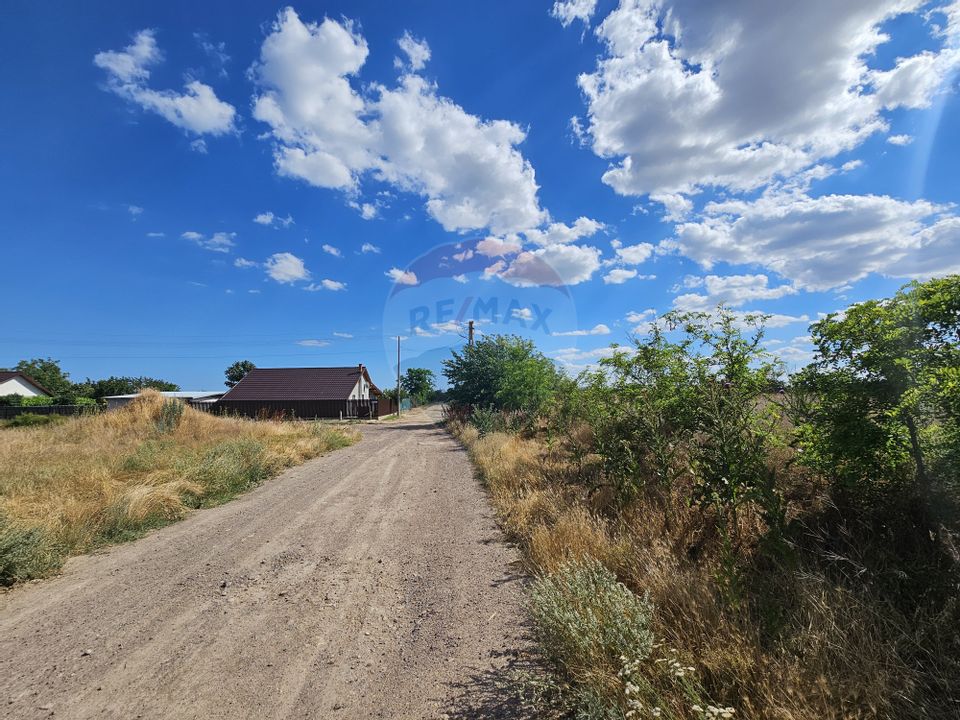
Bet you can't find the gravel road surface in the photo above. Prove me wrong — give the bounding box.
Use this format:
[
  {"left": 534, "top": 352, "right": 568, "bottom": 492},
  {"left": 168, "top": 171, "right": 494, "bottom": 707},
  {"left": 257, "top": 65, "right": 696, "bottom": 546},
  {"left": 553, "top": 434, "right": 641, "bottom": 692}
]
[{"left": 0, "top": 406, "right": 532, "bottom": 719}]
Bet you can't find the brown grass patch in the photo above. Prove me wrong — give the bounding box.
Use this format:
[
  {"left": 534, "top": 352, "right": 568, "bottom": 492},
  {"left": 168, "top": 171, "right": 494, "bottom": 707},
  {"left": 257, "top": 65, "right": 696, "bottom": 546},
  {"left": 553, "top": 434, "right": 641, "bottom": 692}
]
[{"left": 0, "top": 392, "right": 355, "bottom": 585}]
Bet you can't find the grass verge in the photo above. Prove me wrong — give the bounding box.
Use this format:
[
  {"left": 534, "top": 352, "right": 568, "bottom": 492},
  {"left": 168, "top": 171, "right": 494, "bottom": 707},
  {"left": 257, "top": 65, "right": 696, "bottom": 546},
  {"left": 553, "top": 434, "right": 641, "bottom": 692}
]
[
  {"left": 450, "top": 421, "right": 959, "bottom": 720},
  {"left": 0, "top": 392, "right": 355, "bottom": 586}
]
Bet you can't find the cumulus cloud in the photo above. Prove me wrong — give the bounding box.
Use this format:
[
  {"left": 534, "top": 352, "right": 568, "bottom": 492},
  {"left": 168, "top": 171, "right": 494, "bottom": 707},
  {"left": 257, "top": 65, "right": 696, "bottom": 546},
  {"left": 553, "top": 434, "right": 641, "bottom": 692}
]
[
  {"left": 251, "top": 8, "right": 546, "bottom": 235},
  {"left": 321, "top": 243, "right": 342, "bottom": 257},
  {"left": 573, "top": 1, "right": 960, "bottom": 198},
  {"left": 524, "top": 217, "right": 604, "bottom": 246},
  {"left": 182, "top": 230, "right": 235, "bottom": 253},
  {"left": 612, "top": 240, "right": 654, "bottom": 265},
  {"left": 94, "top": 30, "right": 236, "bottom": 135},
  {"left": 497, "top": 243, "right": 601, "bottom": 286},
  {"left": 385, "top": 267, "right": 418, "bottom": 285},
  {"left": 253, "top": 211, "right": 294, "bottom": 227},
  {"left": 476, "top": 235, "right": 523, "bottom": 257},
  {"left": 660, "top": 191, "right": 957, "bottom": 290},
  {"left": 602, "top": 268, "right": 638, "bottom": 284},
  {"left": 305, "top": 279, "right": 346, "bottom": 291},
  {"left": 265, "top": 252, "right": 310, "bottom": 283},
  {"left": 551, "top": 0, "right": 599, "bottom": 27},
  {"left": 234, "top": 257, "right": 257, "bottom": 268},
  {"left": 511, "top": 307, "right": 534, "bottom": 321},
  {"left": 554, "top": 323, "right": 611, "bottom": 336},
  {"left": 361, "top": 242, "right": 381, "bottom": 254},
  {"left": 672, "top": 274, "right": 797, "bottom": 311},
  {"left": 887, "top": 134, "right": 914, "bottom": 145},
  {"left": 396, "top": 31, "right": 431, "bottom": 71},
  {"left": 333, "top": 332, "right": 353, "bottom": 338}
]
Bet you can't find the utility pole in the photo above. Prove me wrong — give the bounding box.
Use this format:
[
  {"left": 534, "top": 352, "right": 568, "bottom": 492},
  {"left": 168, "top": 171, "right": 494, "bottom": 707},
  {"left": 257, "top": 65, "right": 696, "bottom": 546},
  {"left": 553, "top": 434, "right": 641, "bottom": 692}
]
[
  {"left": 468, "top": 320, "right": 474, "bottom": 347},
  {"left": 396, "top": 335, "right": 401, "bottom": 417}
]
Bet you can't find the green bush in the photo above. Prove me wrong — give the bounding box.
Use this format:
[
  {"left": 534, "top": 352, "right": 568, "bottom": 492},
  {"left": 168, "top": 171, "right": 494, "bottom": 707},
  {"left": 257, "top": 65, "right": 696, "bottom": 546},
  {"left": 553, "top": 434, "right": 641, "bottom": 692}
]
[
  {"left": 530, "top": 558, "right": 654, "bottom": 713},
  {"left": 0, "top": 513, "right": 62, "bottom": 585},
  {"left": 5, "top": 413, "right": 64, "bottom": 428},
  {"left": 19, "top": 395, "right": 53, "bottom": 407},
  {"left": 155, "top": 399, "right": 185, "bottom": 433}
]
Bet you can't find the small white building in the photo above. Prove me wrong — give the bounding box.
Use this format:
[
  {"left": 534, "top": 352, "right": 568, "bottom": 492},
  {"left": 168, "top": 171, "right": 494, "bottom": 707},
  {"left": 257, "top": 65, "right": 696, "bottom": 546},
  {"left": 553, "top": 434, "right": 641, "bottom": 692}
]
[
  {"left": 0, "top": 371, "right": 52, "bottom": 398},
  {"left": 103, "top": 390, "right": 224, "bottom": 411}
]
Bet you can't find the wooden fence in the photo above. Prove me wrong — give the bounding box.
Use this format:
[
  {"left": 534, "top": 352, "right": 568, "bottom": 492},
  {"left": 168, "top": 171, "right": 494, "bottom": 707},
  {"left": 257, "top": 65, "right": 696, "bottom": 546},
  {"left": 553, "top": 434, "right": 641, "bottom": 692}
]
[
  {"left": 211, "top": 398, "right": 384, "bottom": 420},
  {"left": 0, "top": 405, "right": 102, "bottom": 420}
]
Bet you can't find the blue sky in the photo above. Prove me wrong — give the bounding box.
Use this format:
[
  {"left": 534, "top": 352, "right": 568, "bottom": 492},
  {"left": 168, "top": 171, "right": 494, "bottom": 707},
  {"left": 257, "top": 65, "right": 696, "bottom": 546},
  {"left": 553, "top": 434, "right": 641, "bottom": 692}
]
[{"left": 2, "top": 1, "right": 959, "bottom": 390}]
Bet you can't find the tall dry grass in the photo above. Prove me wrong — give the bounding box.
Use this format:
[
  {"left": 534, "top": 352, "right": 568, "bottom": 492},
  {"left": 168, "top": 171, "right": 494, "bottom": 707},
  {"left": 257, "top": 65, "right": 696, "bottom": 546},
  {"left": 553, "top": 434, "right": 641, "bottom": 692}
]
[
  {"left": 0, "top": 392, "right": 354, "bottom": 585},
  {"left": 450, "top": 421, "right": 960, "bottom": 719}
]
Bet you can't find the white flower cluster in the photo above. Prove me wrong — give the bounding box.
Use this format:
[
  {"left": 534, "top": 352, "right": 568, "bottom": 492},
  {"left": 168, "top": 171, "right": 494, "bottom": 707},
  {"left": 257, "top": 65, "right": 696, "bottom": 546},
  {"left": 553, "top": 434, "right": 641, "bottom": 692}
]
[{"left": 692, "top": 704, "right": 736, "bottom": 719}]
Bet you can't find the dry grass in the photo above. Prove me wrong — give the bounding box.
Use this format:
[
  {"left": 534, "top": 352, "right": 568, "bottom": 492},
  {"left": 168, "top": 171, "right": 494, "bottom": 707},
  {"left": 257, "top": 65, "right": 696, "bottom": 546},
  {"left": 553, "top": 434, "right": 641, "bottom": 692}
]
[
  {"left": 0, "top": 392, "right": 355, "bottom": 585},
  {"left": 449, "top": 420, "right": 960, "bottom": 720}
]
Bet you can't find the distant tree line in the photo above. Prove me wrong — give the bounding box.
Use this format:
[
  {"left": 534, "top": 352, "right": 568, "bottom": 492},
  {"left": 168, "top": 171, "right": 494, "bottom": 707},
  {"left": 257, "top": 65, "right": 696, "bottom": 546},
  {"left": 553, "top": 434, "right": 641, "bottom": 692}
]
[{"left": 0, "top": 357, "right": 179, "bottom": 406}]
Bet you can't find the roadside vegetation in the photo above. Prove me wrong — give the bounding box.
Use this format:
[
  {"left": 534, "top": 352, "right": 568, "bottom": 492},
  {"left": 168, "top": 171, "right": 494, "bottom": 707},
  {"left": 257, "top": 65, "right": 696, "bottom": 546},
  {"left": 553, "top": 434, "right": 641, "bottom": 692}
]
[
  {"left": 0, "top": 391, "right": 354, "bottom": 586},
  {"left": 444, "top": 276, "right": 960, "bottom": 719}
]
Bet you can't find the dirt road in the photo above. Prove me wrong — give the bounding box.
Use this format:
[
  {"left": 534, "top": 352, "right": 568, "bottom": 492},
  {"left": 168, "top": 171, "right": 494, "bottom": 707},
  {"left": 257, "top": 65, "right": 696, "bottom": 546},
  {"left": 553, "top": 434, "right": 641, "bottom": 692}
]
[{"left": 0, "top": 407, "right": 532, "bottom": 720}]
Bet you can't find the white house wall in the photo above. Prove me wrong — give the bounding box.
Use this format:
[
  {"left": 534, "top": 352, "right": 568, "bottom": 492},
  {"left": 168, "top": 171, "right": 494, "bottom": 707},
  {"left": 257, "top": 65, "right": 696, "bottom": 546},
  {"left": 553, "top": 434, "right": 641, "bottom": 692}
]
[{"left": 0, "top": 377, "right": 46, "bottom": 397}]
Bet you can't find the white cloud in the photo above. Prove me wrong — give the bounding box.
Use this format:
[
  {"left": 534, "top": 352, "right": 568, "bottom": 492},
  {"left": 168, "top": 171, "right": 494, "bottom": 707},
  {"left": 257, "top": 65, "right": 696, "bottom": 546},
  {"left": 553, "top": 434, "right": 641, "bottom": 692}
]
[
  {"left": 649, "top": 193, "right": 693, "bottom": 222},
  {"left": 386, "top": 267, "right": 418, "bottom": 285},
  {"left": 182, "top": 230, "right": 235, "bottom": 253},
  {"left": 841, "top": 159, "right": 863, "bottom": 172},
  {"left": 360, "top": 203, "right": 377, "bottom": 220},
  {"left": 361, "top": 242, "right": 381, "bottom": 254},
  {"left": 524, "top": 217, "right": 603, "bottom": 247},
  {"left": 265, "top": 252, "right": 311, "bottom": 283},
  {"left": 321, "top": 243, "right": 342, "bottom": 257},
  {"left": 94, "top": 30, "right": 236, "bottom": 135},
  {"left": 554, "top": 323, "right": 611, "bottom": 336},
  {"left": 397, "top": 31, "right": 431, "bottom": 71},
  {"left": 672, "top": 274, "right": 797, "bottom": 311},
  {"left": 887, "top": 134, "right": 914, "bottom": 146},
  {"left": 128, "top": 205, "right": 143, "bottom": 217},
  {"left": 431, "top": 321, "right": 463, "bottom": 334},
  {"left": 661, "top": 191, "right": 956, "bottom": 290},
  {"left": 613, "top": 241, "right": 653, "bottom": 265},
  {"left": 603, "top": 268, "right": 638, "bottom": 284},
  {"left": 305, "top": 279, "right": 347, "bottom": 291},
  {"left": 497, "top": 243, "right": 601, "bottom": 286},
  {"left": 297, "top": 339, "right": 330, "bottom": 347},
  {"left": 551, "top": 0, "right": 599, "bottom": 27},
  {"left": 511, "top": 307, "right": 534, "bottom": 321},
  {"left": 251, "top": 9, "right": 545, "bottom": 235},
  {"left": 333, "top": 332, "right": 353, "bottom": 338},
  {"left": 452, "top": 248, "right": 474, "bottom": 262},
  {"left": 190, "top": 139, "right": 208, "bottom": 154},
  {"left": 254, "top": 211, "right": 294, "bottom": 227},
  {"left": 452, "top": 273, "right": 469, "bottom": 283},
  {"left": 234, "top": 257, "right": 257, "bottom": 268},
  {"left": 146, "top": 231, "right": 165, "bottom": 238},
  {"left": 573, "top": 1, "right": 960, "bottom": 198},
  {"left": 476, "top": 235, "right": 522, "bottom": 257}
]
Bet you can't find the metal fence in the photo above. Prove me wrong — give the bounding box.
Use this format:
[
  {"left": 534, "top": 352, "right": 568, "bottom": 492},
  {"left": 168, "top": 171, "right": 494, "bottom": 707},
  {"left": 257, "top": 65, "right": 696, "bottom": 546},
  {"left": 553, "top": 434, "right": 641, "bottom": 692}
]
[
  {"left": 0, "top": 404, "right": 102, "bottom": 419},
  {"left": 212, "top": 399, "right": 383, "bottom": 420}
]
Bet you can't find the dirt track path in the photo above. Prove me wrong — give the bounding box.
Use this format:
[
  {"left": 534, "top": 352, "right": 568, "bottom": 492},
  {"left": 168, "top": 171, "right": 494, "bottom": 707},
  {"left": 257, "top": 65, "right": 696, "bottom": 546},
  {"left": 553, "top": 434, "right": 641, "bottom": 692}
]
[{"left": 0, "top": 407, "right": 532, "bottom": 720}]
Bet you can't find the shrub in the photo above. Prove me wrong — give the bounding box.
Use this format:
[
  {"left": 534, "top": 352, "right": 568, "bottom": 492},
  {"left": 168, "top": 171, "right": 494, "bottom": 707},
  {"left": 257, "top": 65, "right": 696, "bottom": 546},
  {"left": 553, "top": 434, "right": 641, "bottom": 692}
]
[
  {"left": 5, "top": 413, "right": 64, "bottom": 428},
  {"left": 0, "top": 513, "right": 61, "bottom": 585},
  {"left": 154, "top": 399, "right": 185, "bottom": 433},
  {"left": 530, "top": 558, "right": 654, "bottom": 711}
]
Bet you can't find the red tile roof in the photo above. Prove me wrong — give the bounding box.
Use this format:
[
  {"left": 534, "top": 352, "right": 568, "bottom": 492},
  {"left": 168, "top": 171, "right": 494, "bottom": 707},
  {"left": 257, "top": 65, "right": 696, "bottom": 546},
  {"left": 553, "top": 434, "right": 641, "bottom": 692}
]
[{"left": 218, "top": 366, "right": 380, "bottom": 401}]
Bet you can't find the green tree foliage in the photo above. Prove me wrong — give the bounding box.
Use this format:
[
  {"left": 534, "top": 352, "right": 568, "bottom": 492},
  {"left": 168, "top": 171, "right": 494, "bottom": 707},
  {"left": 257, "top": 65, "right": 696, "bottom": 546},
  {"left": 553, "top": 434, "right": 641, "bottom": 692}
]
[
  {"left": 400, "top": 367, "right": 436, "bottom": 405},
  {"left": 77, "top": 376, "right": 180, "bottom": 401},
  {"left": 11, "top": 358, "right": 73, "bottom": 396},
  {"left": 443, "top": 335, "right": 560, "bottom": 415},
  {"left": 225, "top": 360, "right": 256, "bottom": 388},
  {"left": 794, "top": 276, "right": 960, "bottom": 500}
]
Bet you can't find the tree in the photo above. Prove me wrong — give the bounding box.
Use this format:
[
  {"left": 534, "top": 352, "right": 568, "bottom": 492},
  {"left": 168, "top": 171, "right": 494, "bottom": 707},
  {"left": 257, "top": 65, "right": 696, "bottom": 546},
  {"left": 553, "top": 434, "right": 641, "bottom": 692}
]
[
  {"left": 443, "top": 335, "right": 560, "bottom": 414},
  {"left": 225, "top": 360, "right": 256, "bottom": 388},
  {"left": 795, "top": 276, "right": 960, "bottom": 500},
  {"left": 81, "top": 376, "right": 180, "bottom": 401},
  {"left": 12, "top": 358, "right": 73, "bottom": 396},
  {"left": 400, "top": 368, "right": 436, "bottom": 405}
]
